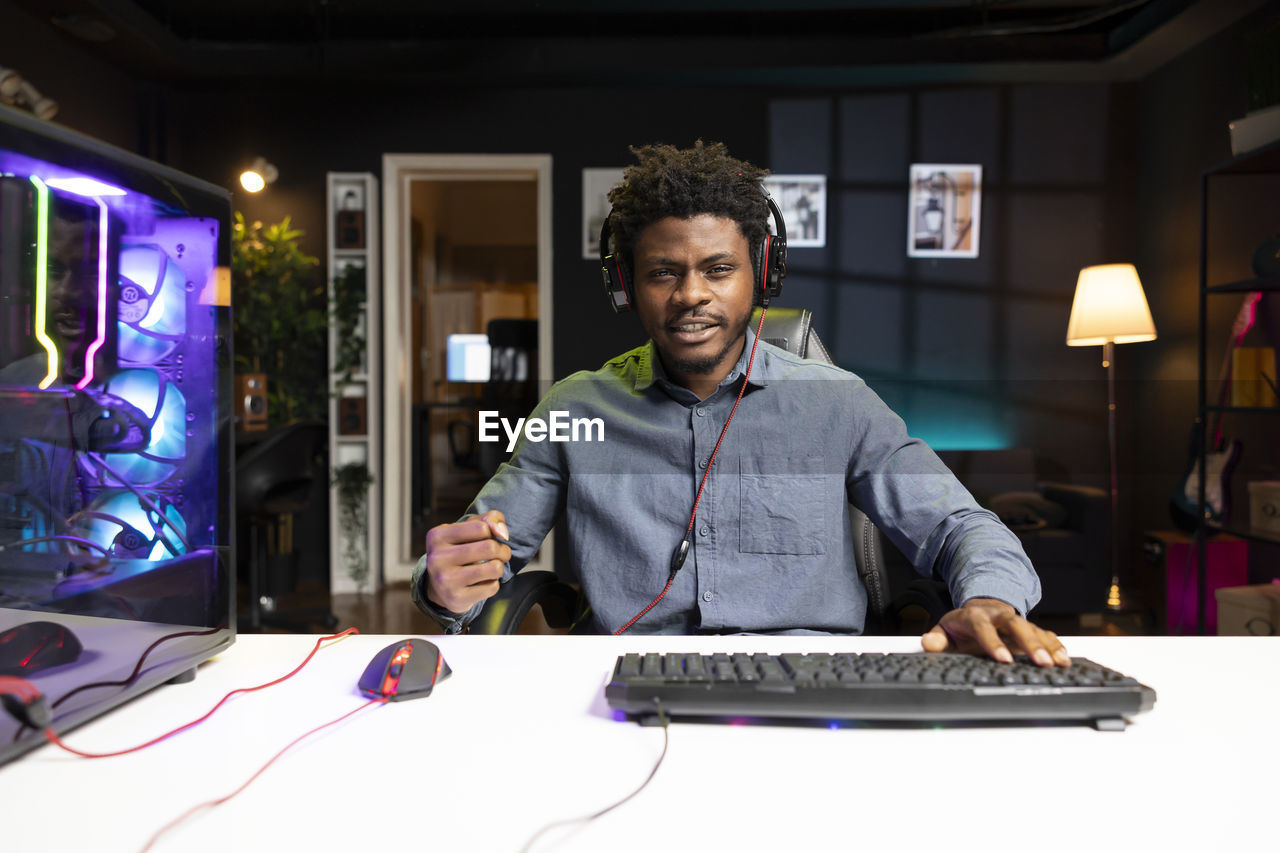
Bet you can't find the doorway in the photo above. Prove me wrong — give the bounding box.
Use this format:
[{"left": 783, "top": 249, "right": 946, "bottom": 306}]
[{"left": 382, "top": 154, "right": 553, "bottom": 584}]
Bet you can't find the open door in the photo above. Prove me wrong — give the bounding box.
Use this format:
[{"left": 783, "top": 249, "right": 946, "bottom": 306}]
[{"left": 382, "top": 154, "right": 553, "bottom": 584}]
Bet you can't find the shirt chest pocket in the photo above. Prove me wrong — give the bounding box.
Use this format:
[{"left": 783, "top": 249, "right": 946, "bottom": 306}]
[{"left": 738, "top": 455, "right": 828, "bottom": 556}]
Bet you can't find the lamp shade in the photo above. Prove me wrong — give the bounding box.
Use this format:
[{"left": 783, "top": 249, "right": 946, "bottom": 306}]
[{"left": 1065, "top": 263, "right": 1157, "bottom": 346}]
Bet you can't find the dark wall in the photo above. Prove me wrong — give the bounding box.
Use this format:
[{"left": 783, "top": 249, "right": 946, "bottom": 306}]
[
  {"left": 165, "top": 84, "right": 769, "bottom": 382},
  {"left": 0, "top": 0, "right": 143, "bottom": 153},
  {"left": 8, "top": 0, "right": 1279, "bottom": 594},
  {"left": 1134, "top": 2, "right": 1280, "bottom": 582},
  {"left": 764, "top": 85, "right": 1135, "bottom": 476}
]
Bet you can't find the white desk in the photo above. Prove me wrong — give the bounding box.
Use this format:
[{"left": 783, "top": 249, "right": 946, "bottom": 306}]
[{"left": 2, "top": 634, "right": 1277, "bottom": 852}]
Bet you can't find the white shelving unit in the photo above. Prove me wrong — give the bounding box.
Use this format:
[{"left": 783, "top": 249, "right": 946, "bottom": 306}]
[{"left": 326, "top": 173, "right": 381, "bottom": 595}]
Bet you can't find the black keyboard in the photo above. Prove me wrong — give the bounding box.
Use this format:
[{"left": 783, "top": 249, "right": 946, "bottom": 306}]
[{"left": 605, "top": 652, "right": 1157, "bottom": 731}]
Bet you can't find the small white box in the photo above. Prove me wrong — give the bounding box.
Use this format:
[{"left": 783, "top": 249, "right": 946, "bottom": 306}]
[
  {"left": 1247, "top": 480, "right": 1280, "bottom": 535},
  {"left": 1215, "top": 584, "right": 1280, "bottom": 636}
]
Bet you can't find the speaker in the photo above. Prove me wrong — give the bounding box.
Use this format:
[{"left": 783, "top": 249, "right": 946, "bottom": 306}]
[
  {"left": 335, "top": 210, "right": 365, "bottom": 249},
  {"left": 235, "top": 373, "right": 268, "bottom": 432},
  {"left": 599, "top": 190, "right": 787, "bottom": 313},
  {"left": 338, "top": 396, "right": 367, "bottom": 435}
]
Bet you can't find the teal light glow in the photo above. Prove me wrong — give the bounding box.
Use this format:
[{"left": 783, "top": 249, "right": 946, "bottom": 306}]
[
  {"left": 117, "top": 244, "right": 185, "bottom": 364},
  {"left": 98, "top": 368, "right": 187, "bottom": 485},
  {"left": 80, "top": 489, "right": 187, "bottom": 561},
  {"left": 907, "top": 423, "right": 1009, "bottom": 451}
]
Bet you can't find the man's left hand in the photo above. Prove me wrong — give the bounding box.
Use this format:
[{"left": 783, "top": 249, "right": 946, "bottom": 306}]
[{"left": 921, "top": 598, "right": 1070, "bottom": 667}]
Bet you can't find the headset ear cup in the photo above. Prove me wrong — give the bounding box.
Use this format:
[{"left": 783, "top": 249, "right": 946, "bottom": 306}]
[
  {"left": 761, "top": 194, "right": 787, "bottom": 306},
  {"left": 757, "top": 235, "right": 773, "bottom": 307},
  {"left": 609, "top": 253, "right": 632, "bottom": 312},
  {"left": 599, "top": 215, "right": 632, "bottom": 313}
]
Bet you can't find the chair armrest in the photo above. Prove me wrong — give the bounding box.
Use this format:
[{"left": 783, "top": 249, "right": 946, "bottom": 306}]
[
  {"left": 884, "top": 579, "right": 953, "bottom": 635},
  {"left": 468, "top": 570, "right": 582, "bottom": 635}
]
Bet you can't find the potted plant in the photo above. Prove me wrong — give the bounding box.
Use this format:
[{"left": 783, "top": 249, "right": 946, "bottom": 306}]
[
  {"left": 330, "top": 261, "right": 367, "bottom": 385},
  {"left": 231, "top": 213, "right": 328, "bottom": 425},
  {"left": 332, "top": 461, "right": 374, "bottom": 593}
]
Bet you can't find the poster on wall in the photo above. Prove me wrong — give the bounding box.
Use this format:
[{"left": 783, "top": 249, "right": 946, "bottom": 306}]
[
  {"left": 907, "top": 164, "right": 982, "bottom": 258},
  {"left": 582, "top": 167, "right": 625, "bottom": 259},
  {"left": 762, "top": 174, "right": 826, "bottom": 248}
]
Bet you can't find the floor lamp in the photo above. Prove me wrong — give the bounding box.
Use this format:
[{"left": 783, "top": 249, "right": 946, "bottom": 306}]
[{"left": 1066, "top": 264, "right": 1157, "bottom": 611}]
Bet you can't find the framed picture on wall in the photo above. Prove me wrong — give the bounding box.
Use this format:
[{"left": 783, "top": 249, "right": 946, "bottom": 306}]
[
  {"left": 582, "top": 167, "right": 625, "bottom": 260},
  {"left": 762, "top": 174, "right": 826, "bottom": 248},
  {"left": 907, "top": 164, "right": 982, "bottom": 258}
]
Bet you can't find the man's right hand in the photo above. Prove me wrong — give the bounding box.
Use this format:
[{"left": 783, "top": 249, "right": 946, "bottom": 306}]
[{"left": 423, "top": 510, "right": 512, "bottom": 614}]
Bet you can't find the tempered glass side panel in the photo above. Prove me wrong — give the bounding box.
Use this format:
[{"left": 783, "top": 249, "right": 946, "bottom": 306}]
[{"left": 0, "top": 104, "right": 233, "bottom": 766}]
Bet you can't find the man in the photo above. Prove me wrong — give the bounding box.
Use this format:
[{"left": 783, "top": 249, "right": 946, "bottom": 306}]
[{"left": 416, "top": 140, "right": 1069, "bottom": 667}]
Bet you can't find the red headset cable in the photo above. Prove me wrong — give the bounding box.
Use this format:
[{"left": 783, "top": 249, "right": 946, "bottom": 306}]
[{"left": 614, "top": 306, "right": 769, "bottom": 635}]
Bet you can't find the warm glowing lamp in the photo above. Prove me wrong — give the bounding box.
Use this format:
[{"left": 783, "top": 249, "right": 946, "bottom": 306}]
[
  {"left": 239, "top": 157, "right": 278, "bottom": 193},
  {"left": 1066, "top": 263, "right": 1157, "bottom": 611}
]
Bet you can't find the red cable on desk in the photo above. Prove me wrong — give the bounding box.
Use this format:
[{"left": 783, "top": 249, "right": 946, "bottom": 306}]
[
  {"left": 3, "top": 628, "right": 379, "bottom": 851},
  {"left": 43, "top": 627, "right": 360, "bottom": 758},
  {"left": 139, "top": 696, "right": 386, "bottom": 852}
]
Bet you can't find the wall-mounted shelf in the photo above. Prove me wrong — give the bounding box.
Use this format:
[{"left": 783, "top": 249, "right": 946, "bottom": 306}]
[
  {"left": 1205, "top": 276, "right": 1280, "bottom": 294},
  {"left": 1194, "top": 143, "right": 1280, "bottom": 633},
  {"left": 326, "top": 172, "right": 381, "bottom": 596},
  {"left": 1207, "top": 522, "right": 1280, "bottom": 547}
]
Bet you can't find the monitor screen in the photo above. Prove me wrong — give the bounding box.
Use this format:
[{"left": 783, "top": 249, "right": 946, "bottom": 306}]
[
  {"left": 0, "top": 104, "right": 233, "bottom": 766},
  {"left": 446, "top": 333, "right": 491, "bottom": 382}
]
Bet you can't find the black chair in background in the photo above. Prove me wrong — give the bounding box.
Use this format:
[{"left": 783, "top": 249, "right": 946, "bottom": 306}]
[
  {"left": 235, "top": 420, "right": 337, "bottom": 632},
  {"left": 463, "top": 307, "right": 953, "bottom": 635}
]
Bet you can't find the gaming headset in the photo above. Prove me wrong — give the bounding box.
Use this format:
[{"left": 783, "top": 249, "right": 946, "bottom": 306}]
[{"left": 599, "top": 191, "right": 788, "bottom": 313}]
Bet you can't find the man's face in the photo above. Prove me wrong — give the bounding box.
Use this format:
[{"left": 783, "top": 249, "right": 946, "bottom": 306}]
[
  {"left": 47, "top": 216, "right": 92, "bottom": 342},
  {"left": 631, "top": 214, "right": 755, "bottom": 396}
]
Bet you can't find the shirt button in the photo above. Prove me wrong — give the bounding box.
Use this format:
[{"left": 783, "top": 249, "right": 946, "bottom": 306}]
[
  {"left": 702, "top": 591, "right": 714, "bottom": 602},
  {"left": 699, "top": 457, "right": 708, "bottom": 468},
  {"left": 695, "top": 408, "right": 706, "bottom": 417},
  {"left": 699, "top": 526, "right": 710, "bottom": 536}
]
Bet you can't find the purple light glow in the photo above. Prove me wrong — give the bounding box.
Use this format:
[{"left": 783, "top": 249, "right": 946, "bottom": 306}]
[
  {"left": 75, "top": 197, "right": 110, "bottom": 389},
  {"left": 45, "top": 176, "right": 126, "bottom": 198}
]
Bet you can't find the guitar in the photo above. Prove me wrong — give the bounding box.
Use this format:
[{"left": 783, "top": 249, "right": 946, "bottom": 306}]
[{"left": 1169, "top": 292, "right": 1262, "bottom": 532}]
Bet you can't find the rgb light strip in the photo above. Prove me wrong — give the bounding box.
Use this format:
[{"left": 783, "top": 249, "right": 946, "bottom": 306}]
[
  {"left": 75, "top": 196, "right": 110, "bottom": 389},
  {"left": 28, "top": 175, "right": 57, "bottom": 389}
]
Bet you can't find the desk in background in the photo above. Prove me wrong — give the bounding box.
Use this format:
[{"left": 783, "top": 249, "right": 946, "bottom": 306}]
[{"left": 3, "top": 634, "right": 1276, "bottom": 852}]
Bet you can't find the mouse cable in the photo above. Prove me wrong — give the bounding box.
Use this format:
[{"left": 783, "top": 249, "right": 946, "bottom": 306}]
[
  {"left": 518, "top": 697, "right": 670, "bottom": 853},
  {"left": 41, "top": 627, "right": 360, "bottom": 759},
  {"left": 139, "top": 696, "right": 386, "bottom": 853},
  {"left": 8, "top": 625, "right": 227, "bottom": 745},
  {"left": 613, "top": 307, "right": 769, "bottom": 635}
]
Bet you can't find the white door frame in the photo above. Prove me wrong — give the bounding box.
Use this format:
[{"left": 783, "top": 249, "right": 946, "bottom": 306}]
[{"left": 381, "top": 153, "right": 554, "bottom": 584}]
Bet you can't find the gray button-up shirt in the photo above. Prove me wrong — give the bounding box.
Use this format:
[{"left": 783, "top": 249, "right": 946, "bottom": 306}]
[{"left": 414, "top": 330, "right": 1041, "bottom": 634}]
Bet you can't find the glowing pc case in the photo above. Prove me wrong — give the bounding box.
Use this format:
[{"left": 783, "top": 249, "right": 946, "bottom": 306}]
[{"left": 0, "top": 104, "right": 234, "bottom": 765}]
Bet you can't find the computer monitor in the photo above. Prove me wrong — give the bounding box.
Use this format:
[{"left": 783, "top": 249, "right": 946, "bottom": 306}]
[
  {"left": 446, "top": 333, "right": 491, "bottom": 382},
  {"left": 0, "top": 104, "right": 234, "bottom": 765}
]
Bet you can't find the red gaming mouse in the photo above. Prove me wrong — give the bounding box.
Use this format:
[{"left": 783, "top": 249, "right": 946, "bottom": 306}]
[
  {"left": 0, "top": 621, "right": 84, "bottom": 676},
  {"left": 358, "top": 638, "right": 451, "bottom": 702}
]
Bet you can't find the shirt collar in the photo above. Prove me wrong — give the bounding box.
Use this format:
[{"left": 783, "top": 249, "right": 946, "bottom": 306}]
[{"left": 634, "top": 325, "right": 773, "bottom": 395}]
